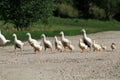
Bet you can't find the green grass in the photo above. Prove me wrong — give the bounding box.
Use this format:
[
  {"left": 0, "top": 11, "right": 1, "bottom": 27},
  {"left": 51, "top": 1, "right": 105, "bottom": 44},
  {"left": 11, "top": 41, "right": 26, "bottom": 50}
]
[{"left": 0, "top": 17, "right": 120, "bottom": 45}]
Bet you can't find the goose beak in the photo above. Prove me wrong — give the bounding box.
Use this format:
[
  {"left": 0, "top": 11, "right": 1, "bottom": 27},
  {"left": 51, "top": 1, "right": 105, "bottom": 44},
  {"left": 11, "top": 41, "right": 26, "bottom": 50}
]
[
  {"left": 59, "top": 32, "right": 62, "bottom": 35},
  {"left": 81, "top": 30, "right": 83, "bottom": 32}
]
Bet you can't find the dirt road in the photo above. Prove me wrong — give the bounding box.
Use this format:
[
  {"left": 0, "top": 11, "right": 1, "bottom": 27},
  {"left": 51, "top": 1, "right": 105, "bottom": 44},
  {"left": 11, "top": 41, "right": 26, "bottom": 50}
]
[{"left": 0, "top": 31, "right": 120, "bottom": 80}]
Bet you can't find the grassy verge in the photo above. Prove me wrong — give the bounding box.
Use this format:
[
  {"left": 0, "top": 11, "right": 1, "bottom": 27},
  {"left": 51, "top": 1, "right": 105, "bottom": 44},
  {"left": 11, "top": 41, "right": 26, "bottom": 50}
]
[{"left": 0, "top": 17, "right": 120, "bottom": 45}]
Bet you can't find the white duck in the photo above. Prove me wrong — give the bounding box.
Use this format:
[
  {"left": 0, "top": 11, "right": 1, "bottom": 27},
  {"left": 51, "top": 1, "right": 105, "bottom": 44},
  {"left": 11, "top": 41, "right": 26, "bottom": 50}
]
[
  {"left": 92, "top": 40, "right": 101, "bottom": 52},
  {"left": 54, "top": 36, "right": 63, "bottom": 52},
  {"left": 0, "top": 30, "right": 10, "bottom": 47},
  {"left": 41, "top": 34, "right": 52, "bottom": 51},
  {"left": 111, "top": 43, "right": 116, "bottom": 51},
  {"left": 26, "top": 32, "right": 40, "bottom": 47},
  {"left": 60, "top": 31, "right": 70, "bottom": 50},
  {"left": 81, "top": 29, "right": 93, "bottom": 50},
  {"left": 79, "top": 38, "right": 88, "bottom": 53},
  {"left": 12, "top": 33, "right": 24, "bottom": 53}
]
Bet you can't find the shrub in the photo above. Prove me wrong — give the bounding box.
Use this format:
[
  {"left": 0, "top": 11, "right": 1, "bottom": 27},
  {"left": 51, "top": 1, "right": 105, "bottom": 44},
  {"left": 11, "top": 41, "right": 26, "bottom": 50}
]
[
  {"left": 89, "top": 5, "right": 106, "bottom": 20},
  {"left": 57, "top": 3, "right": 79, "bottom": 18}
]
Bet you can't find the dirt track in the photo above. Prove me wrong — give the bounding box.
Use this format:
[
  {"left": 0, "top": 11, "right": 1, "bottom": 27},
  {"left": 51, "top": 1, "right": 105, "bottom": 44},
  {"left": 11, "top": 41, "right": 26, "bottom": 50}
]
[{"left": 0, "top": 31, "right": 120, "bottom": 80}]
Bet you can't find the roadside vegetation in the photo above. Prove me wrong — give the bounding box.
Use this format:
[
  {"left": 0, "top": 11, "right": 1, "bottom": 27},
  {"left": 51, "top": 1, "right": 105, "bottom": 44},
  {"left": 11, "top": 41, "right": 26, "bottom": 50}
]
[{"left": 0, "top": 17, "right": 120, "bottom": 45}]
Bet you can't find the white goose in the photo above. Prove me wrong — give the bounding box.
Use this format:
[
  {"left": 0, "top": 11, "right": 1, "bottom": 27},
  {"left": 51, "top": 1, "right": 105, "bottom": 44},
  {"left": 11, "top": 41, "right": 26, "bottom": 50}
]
[
  {"left": 54, "top": 36, "right": 63, "bottom": 52},
  {"left": 12, "top": 33, "right": 24, "bottom": 53},
  {"left": 0, "top": 30, "right": 10, "bottom": 47},
  {"left": 60, "top": 31, "right": 70, "bottom": 50},
  {"left": 92, "top": 40, "right": 101, "bottom": 52},
  {"left": 41, "top": 34, "right": 52, "bottom": 51},
  {"left": 68, "top": 41, "right": 74, "bottom": 52},
  {"left": 81, "top": 29, "right": 93, "bottom": 50},
  {"left": 32, "top": 42, "right": 42, "bottom": 54},
  {"left": 101, "top": 44, "right": 107, "bottom": 51},
  {"left": 79, "top": 38, "right": 88, "bottom": 53},
  {"left": 26, "top": 32, "right": 40, "bottom": 47}
]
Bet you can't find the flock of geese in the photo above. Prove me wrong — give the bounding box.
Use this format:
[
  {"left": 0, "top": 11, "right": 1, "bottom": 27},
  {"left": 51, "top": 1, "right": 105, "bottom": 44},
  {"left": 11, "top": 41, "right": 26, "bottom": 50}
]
[{"left": 0, "top": 29, "right": 117, "bottom": 54}]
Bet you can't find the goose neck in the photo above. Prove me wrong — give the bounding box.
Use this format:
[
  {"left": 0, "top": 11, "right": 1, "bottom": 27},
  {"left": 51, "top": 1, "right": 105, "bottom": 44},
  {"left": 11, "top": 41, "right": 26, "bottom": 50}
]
[
  {"left": 83, "top": 31, "right": 87, "bottom": 38},
  {"left": 61, "top": 33, "right": 65, "bottom": 39},
  {"left": 14, "top": 36, "right": 17, "bottom": 41},
  {"left": 55, "top": 38, "right": 57, "bottom": 41},
  {"left": 43, "top": 36, "right": 46, "bottom": 42},
  {"left": 28, "top": 34, "right": 32, "bottom": 40}
]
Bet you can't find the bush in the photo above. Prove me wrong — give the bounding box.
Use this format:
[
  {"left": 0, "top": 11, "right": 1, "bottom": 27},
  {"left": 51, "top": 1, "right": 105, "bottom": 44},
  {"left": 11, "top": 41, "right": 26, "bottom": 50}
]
[
  {"left": 89, "top": 5, "right": 106, "bottom": 20},
  {"left": 57, "top": 3, "right": 79, "bottom": 18}
]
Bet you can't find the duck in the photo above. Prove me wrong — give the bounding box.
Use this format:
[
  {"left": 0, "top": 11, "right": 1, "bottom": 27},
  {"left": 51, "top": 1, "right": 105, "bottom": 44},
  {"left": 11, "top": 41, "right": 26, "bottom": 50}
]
[
  {"left": 92, "top": 40, "right": 101, "bottom": 52},
  {"left": 41, "top": 34, "right": 52, "bottom": 51},
  {"left": 54, "top": 36, "right": 63, "bottom": 52},
  {"left": 60, "top": 31, "right": 70, "bottom": 50},
  {"left": 12, "top": 33, "right": 24, "bottom": 53},
  {"left": 101, "top": 44, "right": 107, "bottom": 51},
  {"left": 32, "top": 42, "right": 42, "bottom": 54},
  {"left": 68, "top": 41, "right": 74, "bottom": 52},
  {"left": 0, "top": 30, "right": 10, "bottom": 47},
  {"left": 79, "top": 38, "right": 88, "bottom": 53},
  {"left": 111, "top": 43, "right": 116, "bottom": 51},
  {"left": 26, "top": 32, "right": 41, "bottom": 47},
  {"left": 81, "top": 29, "right": 93, "bottom": 50}
]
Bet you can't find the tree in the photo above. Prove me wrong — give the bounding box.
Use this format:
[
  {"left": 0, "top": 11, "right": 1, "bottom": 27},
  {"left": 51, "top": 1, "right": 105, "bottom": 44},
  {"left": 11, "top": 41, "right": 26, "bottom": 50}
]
[
  {"left": 92, "top": 0, "right": 120, "bottom": 20},
  {"left": 0, "top": 0, "right": 54, "bottom": 30},
  {"left": 74, "top": 0, "right": 92, "bottom": 18}
]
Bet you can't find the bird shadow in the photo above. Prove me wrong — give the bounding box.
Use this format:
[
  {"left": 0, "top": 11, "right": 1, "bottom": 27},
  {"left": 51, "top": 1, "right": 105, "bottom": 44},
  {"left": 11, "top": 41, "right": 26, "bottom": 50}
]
[{"left": 105, "top": 50, "right": 112, "bottom": 52}]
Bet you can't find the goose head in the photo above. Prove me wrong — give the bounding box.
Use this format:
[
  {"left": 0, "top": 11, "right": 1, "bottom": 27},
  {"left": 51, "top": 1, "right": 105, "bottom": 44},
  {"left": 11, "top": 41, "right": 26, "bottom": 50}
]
[
  {"left": 41, "top": 34, "right": 46, "bottom": 38},
  {"left": 79, "top": 38, "right": 83, "bottom": 42},
  {"left": 93, "top": 40, "right": 96, "bottom": 44},
  {"left": 26, "top": 32, "right": 30, "bottom": 37},
  {"left": 93, "top": 40, "right": 98, "bottom": 45},
  {"left": 81, "top": 29, "right": 86, "bottom": 33},
  {"left": 54, "top": 36, "right": 57, "bottom": 39},
  {"left": 60, "top": 31, "right": 64, "bottom": 35},
  {"left": 112, "top": 43, "right": 115, "bottom": 45},
  {"left": 12, "top": 33, "right": 16, "bottom": 38},
  {"left": 41, "top": 34, "right": 45, "bottom": 37}
]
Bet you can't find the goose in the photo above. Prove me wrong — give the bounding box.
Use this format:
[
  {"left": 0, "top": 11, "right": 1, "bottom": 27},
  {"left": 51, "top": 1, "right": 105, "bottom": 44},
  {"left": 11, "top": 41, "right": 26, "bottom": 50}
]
[
  {"left": 0, "top": 30, "right": 10, "bottom": 47},
  {"left": 101, "top": 44, "right": 107, "bottom": 51},
  {"left": 26, "top": 32, "right": 41, "bottom": 47},
  {"left": 79, "top": 38, "right": 88, "bottom": 53},
  {"left": 60, "top": 31, "right": 70, "bottom": 50},
  {"left": 111, "top": 43, "right": 116, "bottom": 51},
  {"left": 12, "top": 33, "right": 24, "bottom": 53},
  {"left": 68, "top": 41, "right": 74, "bottom": 52},
  {"left": 92, "top": 40, "right": 101, "bottom": 52},
  {"left": 81, "top": 29, "right": 93, "bottom": 50},
  {"left": 41, "top": 34, "right": 52, "bottom": 51},
  {"left": 54, "top": 36, "right": 63, "bottom": 52},
  {"left": 32, "top": 42, "right": 42, "bottom": 53}
]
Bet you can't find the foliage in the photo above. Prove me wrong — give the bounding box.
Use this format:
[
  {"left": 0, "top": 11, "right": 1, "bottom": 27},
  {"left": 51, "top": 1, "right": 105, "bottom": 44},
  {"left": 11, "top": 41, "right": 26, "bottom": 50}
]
[
  {"left": 89, "top": 5, "right": 106, "bottom": 20},
  {"left": 0, "top": 0, "right": 54, "bottom": 30},
  {"left": 54, "top": 0, "right": 120, "bottom": 20},
  {"left": 57, "top": 3, "right": 78, "bottom": 18},
  {"left": 1, "top": 17, "right": 120, "bottom": 46},
  {"left": 92, "top": 0, "right": 120, "bottom": 20}
]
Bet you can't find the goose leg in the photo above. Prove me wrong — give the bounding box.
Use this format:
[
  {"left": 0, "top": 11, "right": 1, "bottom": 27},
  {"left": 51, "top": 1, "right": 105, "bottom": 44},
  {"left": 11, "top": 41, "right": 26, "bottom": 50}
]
[
  {"left": 51, "top": 48, "right": 52, "bottom": 52},
  {"left": 20, "top": 48, "right": 23, "bottom": 54},
  {"left": 2, "top": 45, "right": 5, "bottom": 48},
  {"left": 44, "top": 47, "right": 46, "bottom": 51},
  {"left": 14, "top": 46, "right": 16, "bottom": 54},
  {"left": 82, "top": 49, "right": 85, "bottom": 53}
]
